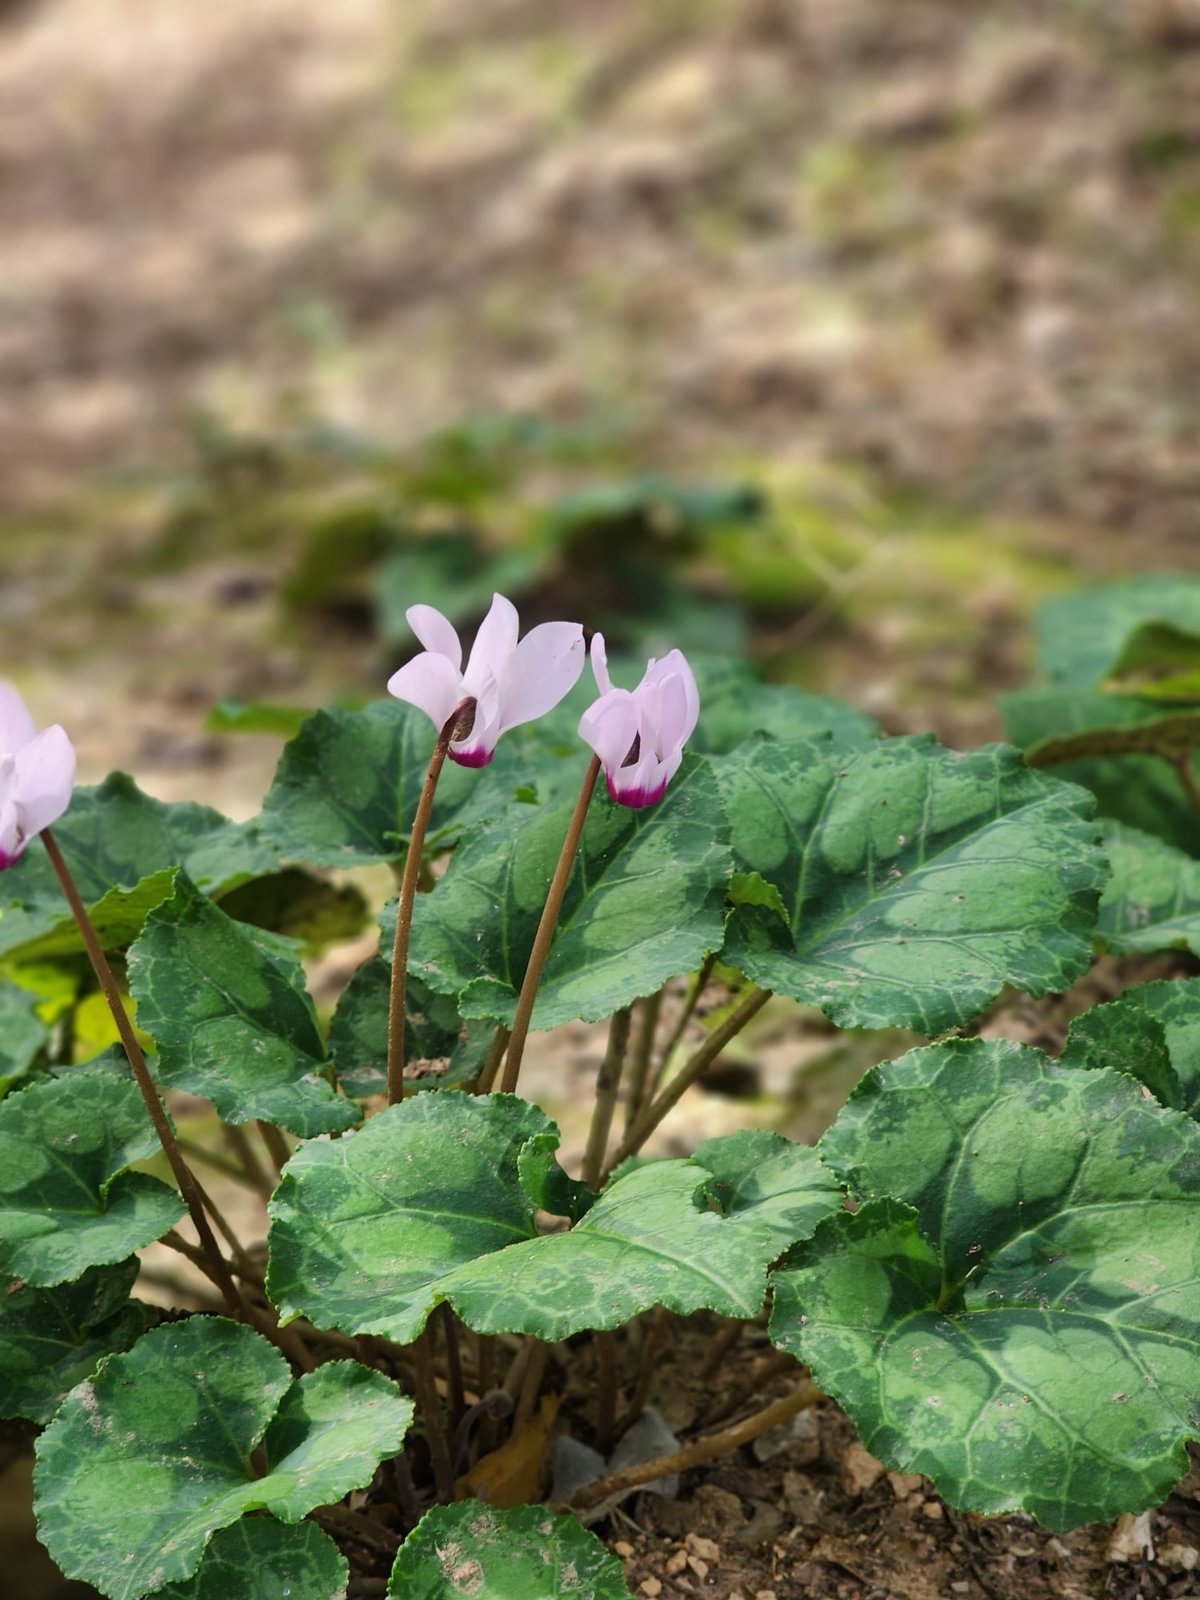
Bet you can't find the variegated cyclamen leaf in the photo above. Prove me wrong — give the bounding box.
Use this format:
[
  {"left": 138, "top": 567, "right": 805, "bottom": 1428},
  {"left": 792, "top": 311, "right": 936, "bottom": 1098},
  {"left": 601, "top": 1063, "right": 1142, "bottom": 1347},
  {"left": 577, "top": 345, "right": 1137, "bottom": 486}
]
[
  {"left": 0, "top": 773, "right": 277, "bottom": 961},
  {"left": 267, "top": 1093, "right": 555, "bottom": 1343},
  {"left": 1096, "top": 821, "right": 1200, "bottom": 958},
  {"left": 408, "top": 753, "right": 731, "bottom": 1030},
  {"left": 0, "top": 1258, "right": 155, "bottom": 1424},
  {"left": 717, "top": 736, "right": 1107, "bottom": 1034},
  {"left": 0, "top": 1066, "right": 184, "bottom": 1286},
  {"left": 127, "top": 872, "right": 359, "bottom": 1137},
  {"left": 687, "top": 657, "right": 879, "bottom": 754},
  {"left": 34, "top": 1318, "right": 412, "bottom": 1600},
  {"left": 441, "top": 1132, "right": 840, "bottom": 1338},
  {"left": 771, "top": 1038, "right": 1200, "bottom": 1528},
  {"left": 328, "top": 953, "right": 488, "bottom": 1097},
  {"left": 1062, "top": 977, "right": 1200, "bottom": 1122},
  {"left": 0, "top": 980, "right": 49, "bottom": 1089},
  {"left": 388, "top": 1502, "right": 632, "bottom": 1599},
  {"left": 149, "top": 1519, "right": 348, "bottom": 1600}
]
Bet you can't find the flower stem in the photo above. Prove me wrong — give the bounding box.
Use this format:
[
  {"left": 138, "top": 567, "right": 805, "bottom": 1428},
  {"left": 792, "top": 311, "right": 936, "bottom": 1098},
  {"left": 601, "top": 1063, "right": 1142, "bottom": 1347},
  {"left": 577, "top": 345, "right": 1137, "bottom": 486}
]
[
  {"left": 582, "top": 1006, "right": 632, "bottom": 1191},
  {"left": 411, "top": 1323, "right": 456, "bottom": 1501},
  {"left": 621, "top": 989, "right": 662, "bottom": 1138},
  {"left": 593, "top": 1329, "right": 620, "bottom": 1456},
  {"left": 603, "top": 985, "right": 772, "bottom": 1180},
  {"left": 41, "top": 829, "right": 255, "bottom": 1329},
  {"left": 388, "top": 720, "right": 455, "bottom": 1104},
  {"left": 560, "top": 1381, "right": 822, "bottom": 1512},
  {"left": 257, "top": 1118, "right": 291, "bottom": 1181},
  {"left": 500, "top": 754, "right": 601, "bottom": 1096},
  {"left": 473, "top": 1023, "right": 510, "bottom": 1095}
]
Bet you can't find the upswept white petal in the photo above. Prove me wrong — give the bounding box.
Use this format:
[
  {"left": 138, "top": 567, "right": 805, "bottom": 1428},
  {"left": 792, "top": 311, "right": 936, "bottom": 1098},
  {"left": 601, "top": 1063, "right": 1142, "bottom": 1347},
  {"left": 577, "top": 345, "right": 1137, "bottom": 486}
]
[
  {"left": 0, "top": 682, "right": 37, "bottom": 753},
  {"left": 589, "top": 633, "right": 613, "bottom": 697},
  {"left": 407, "top": 605, "right": 463, "bottom": 669},
  {"left": 12, "top": 725, "right": 76, "bottom": 836},
  {"left": 0, "top": 791, "right": 21, "bottom": 864},
  {"left": 579, "top": 690, "right": 639, "bottom": 774},
  {"left": 386, "top": 653, "right": 462, "bottom": 734},
  {"left": 645, "top": 651, "right": 699, "bottom": 744},
  {"left": 462, "top": 594, "right": 520, "bottom": 699},
  {"left": 500, "top": 622, "right": 586, "bottom": 732}
]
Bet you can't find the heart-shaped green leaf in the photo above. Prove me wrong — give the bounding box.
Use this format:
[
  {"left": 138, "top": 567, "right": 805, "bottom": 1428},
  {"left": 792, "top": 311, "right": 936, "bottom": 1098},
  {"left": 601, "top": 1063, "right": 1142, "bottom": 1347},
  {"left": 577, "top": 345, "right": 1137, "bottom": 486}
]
[
  {"left": 0, "top": 1258, "right": 155, "bottom": 1423},
  {"left": 258, "top": 700, "right": 545, "bottom": 867},
  {"left": 267, "top": 1093, "right": 554, "bottom": 1343},
  {"left": 718, "top": 737, "right": 1106, "bottom": 1033},
  {"left": 387, "top": 1502, "right": 632, "bottom": 1599},
  {"left": 150, "top": 1518, "right": 347, "bottom": 1600},
  {"left": 128, "top": 873, "right": 359, "bottom": 1137},
  {"left": 771, "top": 1038, "right": 1200, "bottom": 1528},
  {"left": 442, "top": 1131, "right": 840, "bottom": 1338},
  {"left": 408, "top": 753, "right": 731, "bottom": 1029},
  {"left": 0, "top": 774, "right": 278, "bottom": 961},
  {"left": 0, "top": 1067, "right": 184, "bottom": 1285},
  {"left": 34, "top": 1317, "right": 413, "bottom": 1600},
  {"left": 1097, "top": 822, "right": 1200, "bottom": 957}
]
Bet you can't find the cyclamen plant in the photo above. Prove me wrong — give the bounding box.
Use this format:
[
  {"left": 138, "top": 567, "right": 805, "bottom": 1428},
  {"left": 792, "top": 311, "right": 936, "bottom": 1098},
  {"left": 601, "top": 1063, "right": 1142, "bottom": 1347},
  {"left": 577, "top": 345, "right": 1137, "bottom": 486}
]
[{"left": 5, "top": 576, "right": 1200, "bottom": 1600}]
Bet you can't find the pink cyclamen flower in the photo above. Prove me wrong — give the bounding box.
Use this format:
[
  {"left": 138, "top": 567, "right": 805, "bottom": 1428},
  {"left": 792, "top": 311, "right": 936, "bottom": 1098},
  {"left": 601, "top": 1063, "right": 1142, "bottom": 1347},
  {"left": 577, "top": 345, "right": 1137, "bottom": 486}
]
[
  {"left": 0, "top": 682, "right": 76, "bottom": 869},
  {"left": 579, "top": 635, "right": 700, "bottom": 808},
  {"left": 387, "top": 593, "right": 586, "bottom": 767}
]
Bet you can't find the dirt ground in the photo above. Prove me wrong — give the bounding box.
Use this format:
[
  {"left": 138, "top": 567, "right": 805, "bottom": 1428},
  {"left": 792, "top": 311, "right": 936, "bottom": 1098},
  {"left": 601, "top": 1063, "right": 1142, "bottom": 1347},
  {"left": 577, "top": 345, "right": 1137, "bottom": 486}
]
[{"left": 4, "top": 1, "right": 1200, "bottom": 1597}]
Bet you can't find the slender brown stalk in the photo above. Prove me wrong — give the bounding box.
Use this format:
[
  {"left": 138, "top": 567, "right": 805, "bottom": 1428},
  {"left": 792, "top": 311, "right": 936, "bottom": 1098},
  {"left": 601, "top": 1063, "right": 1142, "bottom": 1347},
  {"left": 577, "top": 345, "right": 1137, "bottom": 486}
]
[
  {"left": 582, "top": 1007, "right": 632, "bottom": 1191},
  {"left": 257, "top": 1119, "right": 291, "bottom": 1181},
  {"left": 41, "top": 829, "right": 252, "bottom": 1328},
  {"left": 473, "top": 1024, "right": 510, "bottom": 1096},
  {"left": 622, "top": 990, "right": 662, "bottom": 1139},
  {"left": 222, "top": 1123, "right": 274, "bottom": 1198},
  {"left": 656, "top": 953, "right": 716, "bottom": 1077},
  {"left": 512, "top": 1339, "right": 550, "bottom": 1430},
  {"left": 617, "top": 1307, "right": 670, "bottom": 1436},
  {"left": 438, "top": 1302, "right": 466, "bottom": 1422},
  {"left": 477, "top": 1333, "right": 499, "bottom": 1453},
  {"left": 388, "top": 719, "right": 455, "bottom": 1103},
  {"left": 411, "top": 1325, "right": 456, "bottom": 1500},
  {"left": 603, "top": 985, "right": 772, "bottom": 1180},
  {"left": 1173, "top": 753, "right": 1200, "bottom": 820},
  {"left": 500, "top": 755, "right": 601, "bottom": 1095},
  {"left": 593, "top": 1330, "right": 620, "bottom": 1456},
  {"left": 562, "top": 1381, "right": 822, "bottom": 1511}
]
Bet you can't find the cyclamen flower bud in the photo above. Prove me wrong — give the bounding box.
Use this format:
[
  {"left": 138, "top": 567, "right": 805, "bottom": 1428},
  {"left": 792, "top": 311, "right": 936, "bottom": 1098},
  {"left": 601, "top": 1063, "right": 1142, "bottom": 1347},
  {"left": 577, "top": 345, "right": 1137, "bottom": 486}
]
[
  {"left": 0, "top": 682, "right": 76, "bottom": 869},
  {"left": 578, "top": 636, "right": 699, "bottom": 808},
  {"left": 387, "top": 594, "right": 585, "bottom": 767}
]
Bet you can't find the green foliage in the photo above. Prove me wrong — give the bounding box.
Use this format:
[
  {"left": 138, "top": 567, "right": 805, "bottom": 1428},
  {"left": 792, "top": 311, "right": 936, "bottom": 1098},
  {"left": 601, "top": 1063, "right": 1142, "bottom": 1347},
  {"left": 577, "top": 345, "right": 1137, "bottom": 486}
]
[
  {"left": 0, "top": 980, "right": 49, "bottom": 1090},
  {"left": 772, "top": 1037, "right": 1200, "bottom": 1528},
  {"left": 328, "top": 954, "right": 486, "bottom": 1096},
  {"left": 408, "top": 754, "right": 731, "bottom": 1029},
  {"left": 0, "top": 1067, "right": 184, "bottom": 1285},
  {"left": 688, "top": 657, "right": 879, "bottom": 754},
  {"left": 1034, "top": 572, "right": 1200, "bottom": 688},
  {"left": 442, "top": 1130, "right": 841, "bottom": 1338},
  {"left": 717, "top": 737, "right": 1107, "bottom": 1033},
  {"left": 1062, "top": 979, "right": 1200, "bottom": 1121},
  {"left": 1096, "top": 822, "right": 1200, "bottom": 956},
  {"left": 267, "top": 1093, "right": 554, "bottom": 1343},
  {"left": 204, "top": 698, "right": 315, "bottom": 738},
  {"left": 34, "top": 1317, "right": 413, "bottom": 1600},
  {"left": 151, "top": 1519, "right": 348, "bottom": 1600},
  {"left": 1002, "top": 688, "right": 1200, "bottom": 854},
  {"left": 128, "top": 872, "right": 359, "bottom": 1137},
  {"left": 259, "top": 700, "right": 547, "bottom": 867},
  {"left": 0, "top": 1258, "right": 154, "bottom": 1424},
  {"left": 387, "top": 1502, "right": 632, "bottom": 1598}
]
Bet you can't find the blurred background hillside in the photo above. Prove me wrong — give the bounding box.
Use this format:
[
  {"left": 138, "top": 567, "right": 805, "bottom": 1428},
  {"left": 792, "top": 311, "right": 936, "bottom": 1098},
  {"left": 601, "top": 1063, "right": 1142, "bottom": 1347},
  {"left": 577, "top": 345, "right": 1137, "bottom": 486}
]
[{"left": 1, "top": 0, "right": 1199, "bottom": 792}]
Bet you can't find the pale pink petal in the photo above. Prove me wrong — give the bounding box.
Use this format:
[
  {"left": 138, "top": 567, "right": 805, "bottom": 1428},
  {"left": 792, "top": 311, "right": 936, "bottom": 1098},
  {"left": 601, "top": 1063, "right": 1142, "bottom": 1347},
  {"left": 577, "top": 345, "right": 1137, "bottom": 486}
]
[
  {"left": 387, "top": 652, "right": 463, "bottom": 733},
  {"left": 0, "top": 788, "right": 21, "bottom": 867},
  {"left": 657, "top": 671, "right": 694, "bottom": 753},
  {"left": 12, "top": 725, "right": 76, "bottom": 836},
  {"left": 589, "top": 634, "right": 613, "bottom": 696},
  {"left": 499, "top": 622, "right": 586, "bottom": 732},
  {"left": 579, "top": 690, "right": 639, "bottom": 773},
  {"left": 406, "top": 605, "right": 462, "bottom": 669},
  {"left": 462, "top": 594, "right": 520, "bottom": 699},
  {"left": 644, "top": 651, "right": 699, "bottom": 744},
  {"left": 451, "top": 670, "right": 504, "bottom": 765},
  {"left": 0, "top": 682, "right": 37, "bottom": 753}
]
